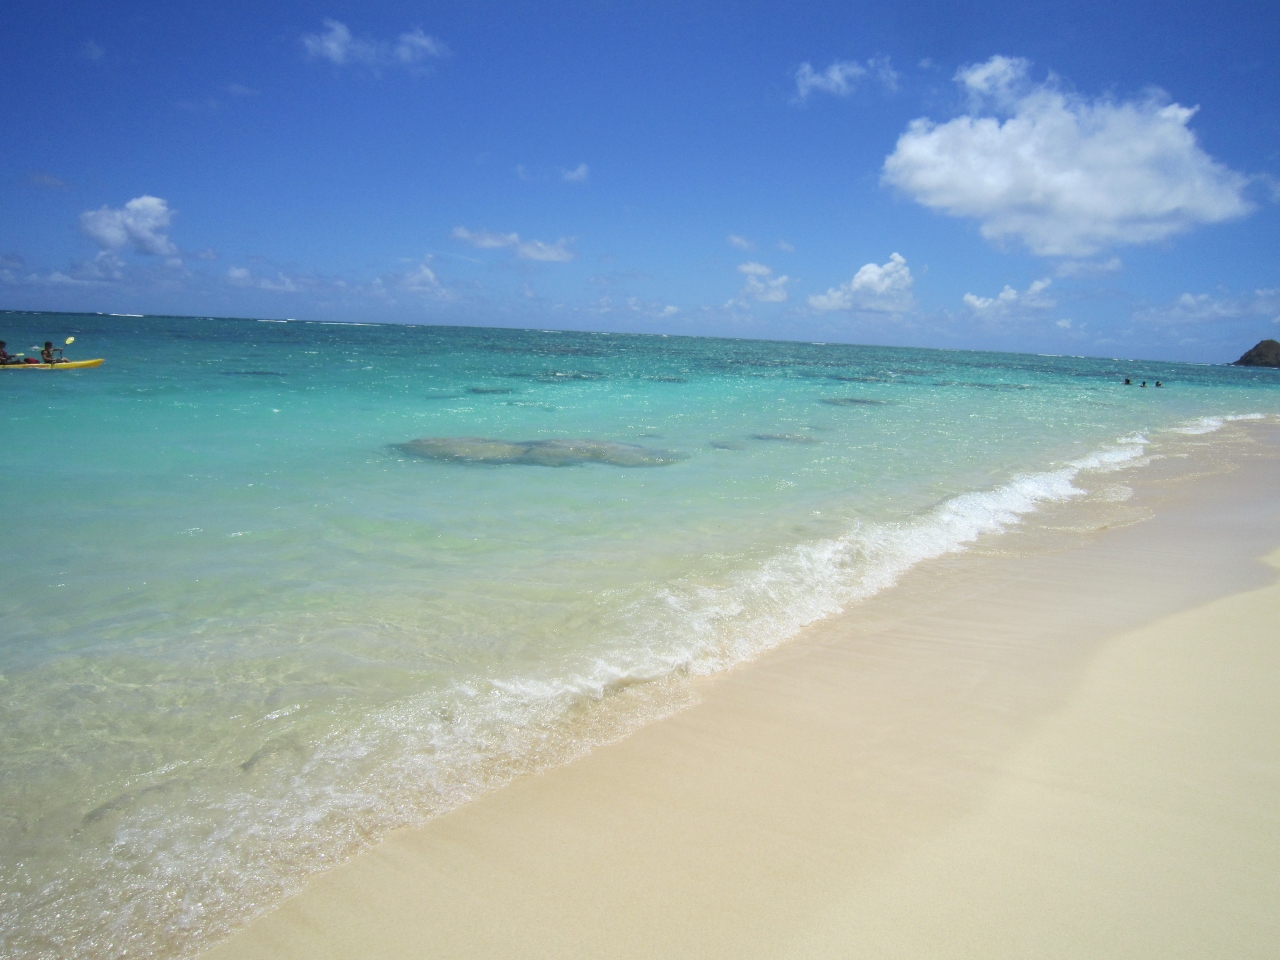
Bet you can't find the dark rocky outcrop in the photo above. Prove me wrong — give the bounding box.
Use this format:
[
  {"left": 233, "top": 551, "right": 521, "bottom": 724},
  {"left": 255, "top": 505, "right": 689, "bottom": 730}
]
[
  {"left": 394, "top": 437, "right": 686, "bottom": 467},
  {"left": 1233, "top": 339, "right": 1280, "bottom": 367}
]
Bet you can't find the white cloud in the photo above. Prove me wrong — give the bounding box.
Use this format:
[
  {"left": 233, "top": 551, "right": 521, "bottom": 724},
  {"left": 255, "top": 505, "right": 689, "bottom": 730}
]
[
  {"left": 367, "top": 257, "right": 452, "bottom": 302},
  {"left": 727, "top": 262, "right": 791, "bottom": 307},
  {"left": 1133, "top": 288, "right": 1280, "bottom": 326},
  {"left": 227, "top": 266, "right": 302, "bottom": 292},
  {"left": 727, "top": 233, "right": 755, "bottom": 250},
  {"left": 401, "top": 258, "right": 444, "bottom": 293},
  {"left": 451, "top": 226, "right": 575, "bottom": 262},
  {"left": 451, "top": 226, "right": 519, "bottom": 249},
  {"left": 517, "top": 239, "right": 575, "bottom": 262},
  {"left": 80, "top": 196, "right": 178, "bottom": 257},
  {"left": 955, "top": 54, "right": 1027, "bottom": 106},
  {"left": 1055, "top": 257, "right": 1122, "bottom": 278},
  {"left": 808, "top": 252, "right": 913, "bottom": 312},
  {"left": 588, "top": 295, "right": 680, "bottom": 318},
  {"left": 72, "top": 251, "right": 126, "bottom": 282},
  {"left": 794, "top": 56, "right": 897, "bottom": 100},
  {"left": 1, "top": 250, "right": 129, "bottom": 286},
  {"left": 963, "top": 277, "right": 1055, "bottom": 315},
  {"left": 776, "top": 240, "right": 795, "bottom": 252},
  {"left": 561, "top": 163, "right": 589, "bottom": 183},
  {"left": 302, "top": 20, "right": 447, "bottom": 68},
  {"left": 882, "top": 56, "right": 1253, "bottom": 256}
]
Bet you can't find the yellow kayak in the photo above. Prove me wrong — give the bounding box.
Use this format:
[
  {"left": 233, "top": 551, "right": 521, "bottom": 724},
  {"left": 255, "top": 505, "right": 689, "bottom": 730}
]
[{"left": 1, "top": 359, "right": 104, "bottom": 370}]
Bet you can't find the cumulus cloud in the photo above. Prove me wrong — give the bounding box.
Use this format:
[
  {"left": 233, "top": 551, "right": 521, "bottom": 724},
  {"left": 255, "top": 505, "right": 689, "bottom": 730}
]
[
  {"left": 1133, "top": 288, "right": 1280, "bottom": 326},
  {"left": 963, "top": 277, "right": 1055, "bottom": 315},
  {"left": 727, "top": 261, "right": 791, "bottom": 306},
  {"left": 727, "top": 233, "right": 755, "bottom": 251},
  {"left": 451, "top": 226, "right": 575, "bottom": 262},
  {"left": 80, "top": 196, "right": 178, "bottom": 257},
  {"left": 794, "top": 56, "right": 897, "bottom": 100},
  {"left": 808, "top": 252, "right": 913, "bottom": 312},
  {"left": 561, "top": 163, "right": 589, "bottom": 183},
  {"left": 882, "top": 56, "right": 1253, "bottom": 256},
  {"left": 302, "top": 20, "right": 447, "bottom": 68}
]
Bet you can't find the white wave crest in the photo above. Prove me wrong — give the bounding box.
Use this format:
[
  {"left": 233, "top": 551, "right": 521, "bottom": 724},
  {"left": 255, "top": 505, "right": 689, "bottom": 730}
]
[{"left": 1168, "top": 413, "right": 1265, "bottom": 435}]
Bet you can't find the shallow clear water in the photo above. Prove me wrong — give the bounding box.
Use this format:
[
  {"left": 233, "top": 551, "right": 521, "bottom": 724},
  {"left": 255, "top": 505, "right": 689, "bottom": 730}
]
[{"left": 2, "top": 312, "right": 1278, "bottom": 959}]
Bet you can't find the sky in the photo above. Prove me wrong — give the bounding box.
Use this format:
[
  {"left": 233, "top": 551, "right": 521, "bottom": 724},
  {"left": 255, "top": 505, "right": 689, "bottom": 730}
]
[{"left": 2, "top": 0, "right": 1278, "bottom": 362}]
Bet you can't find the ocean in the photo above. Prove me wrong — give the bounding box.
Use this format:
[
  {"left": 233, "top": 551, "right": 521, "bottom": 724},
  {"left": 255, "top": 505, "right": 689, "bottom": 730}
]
[{"left": 2, "top": 311, "right": 1278, "bottom": 960}]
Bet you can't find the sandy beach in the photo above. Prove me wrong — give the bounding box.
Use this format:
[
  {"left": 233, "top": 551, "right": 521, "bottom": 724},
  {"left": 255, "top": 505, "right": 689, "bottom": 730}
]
[{"left": 204, "top": 422, "right": 1280, "bottom": 960}]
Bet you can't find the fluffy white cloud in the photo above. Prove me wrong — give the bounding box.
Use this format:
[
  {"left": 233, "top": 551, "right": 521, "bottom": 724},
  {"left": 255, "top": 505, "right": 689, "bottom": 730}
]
[
  {"left": 882, "top": 56, "right": 1253, "bottom": 256},
  {"left": 451, "top": 226, "right": 575, "bottom": 262},
  {"left": 302, "top": 20, "right": 446, "bottom": 68},
  {"left": 80, "top": 196, "right": 178, "bottom": 257},
  {"left": 1133, "top": 288, "right": 1280, "bottom": 326},
  {"left": 963, "top": 277, "right": 1054, "bottom": 315},
  {"left": 808, "top": 252, "right": 913, "bottom": 312},
  {"left": 728, "top": 261, "right": 790, "bottom": 306},
  {"left": 561, "top": 163, "right": 589, "bottom": 183},
  {"left": 727, "top": 233, "right": 755, "bottom": 250},
  {"left": 794, "top": 56, "right": 897, "bottom": 100}
]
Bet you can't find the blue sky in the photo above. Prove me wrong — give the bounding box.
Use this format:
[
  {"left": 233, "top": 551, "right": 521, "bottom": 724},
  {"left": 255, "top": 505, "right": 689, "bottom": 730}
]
[{"left": 2, "top": 0, "right": 1278, "bottom": 361}]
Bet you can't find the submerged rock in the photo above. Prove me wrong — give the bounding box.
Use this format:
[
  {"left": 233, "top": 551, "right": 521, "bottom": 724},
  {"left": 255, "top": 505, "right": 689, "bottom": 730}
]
[
  {"left": 1233, "top": 339, "right": 1280, "bottom": 367},
  {"left": 751, "top": 433, "right": 821, "bottom": 443},
  {"left": 821, "top": 397, "right": 889, "bottom": 406},
  {"left": 395, "top": 436, "right": 687, "bottom": 467}
]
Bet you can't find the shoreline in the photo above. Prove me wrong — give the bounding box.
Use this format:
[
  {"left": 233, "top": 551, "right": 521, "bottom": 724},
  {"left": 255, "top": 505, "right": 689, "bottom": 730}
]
[{"left": 205, "top": 421, "right": 1280, "bottom": 959}]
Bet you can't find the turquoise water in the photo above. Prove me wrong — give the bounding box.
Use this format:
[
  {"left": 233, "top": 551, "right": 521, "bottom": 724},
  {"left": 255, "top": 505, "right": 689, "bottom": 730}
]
[{"left": 2, "top": 312, "right": 1278, "bottom": 959}]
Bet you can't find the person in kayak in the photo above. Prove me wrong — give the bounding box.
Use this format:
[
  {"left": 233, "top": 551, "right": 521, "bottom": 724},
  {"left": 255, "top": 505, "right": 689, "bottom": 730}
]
[
  {"left": 0, "top": 341, "right": 17, "bottom": 364},
  {"left": 40, "top": 341, "right": 65, "bottom": 364}
]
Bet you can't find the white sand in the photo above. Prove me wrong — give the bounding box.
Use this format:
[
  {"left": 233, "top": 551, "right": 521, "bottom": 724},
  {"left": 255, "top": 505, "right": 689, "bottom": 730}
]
[{"left": 206, "top": 426, "right": 1280, "bottom": 960}]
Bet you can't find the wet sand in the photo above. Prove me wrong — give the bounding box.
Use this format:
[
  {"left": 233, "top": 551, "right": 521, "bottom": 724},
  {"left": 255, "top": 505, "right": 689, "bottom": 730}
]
[{"left": 205, "top": 423, "right": 1280, "bottom": 960}]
